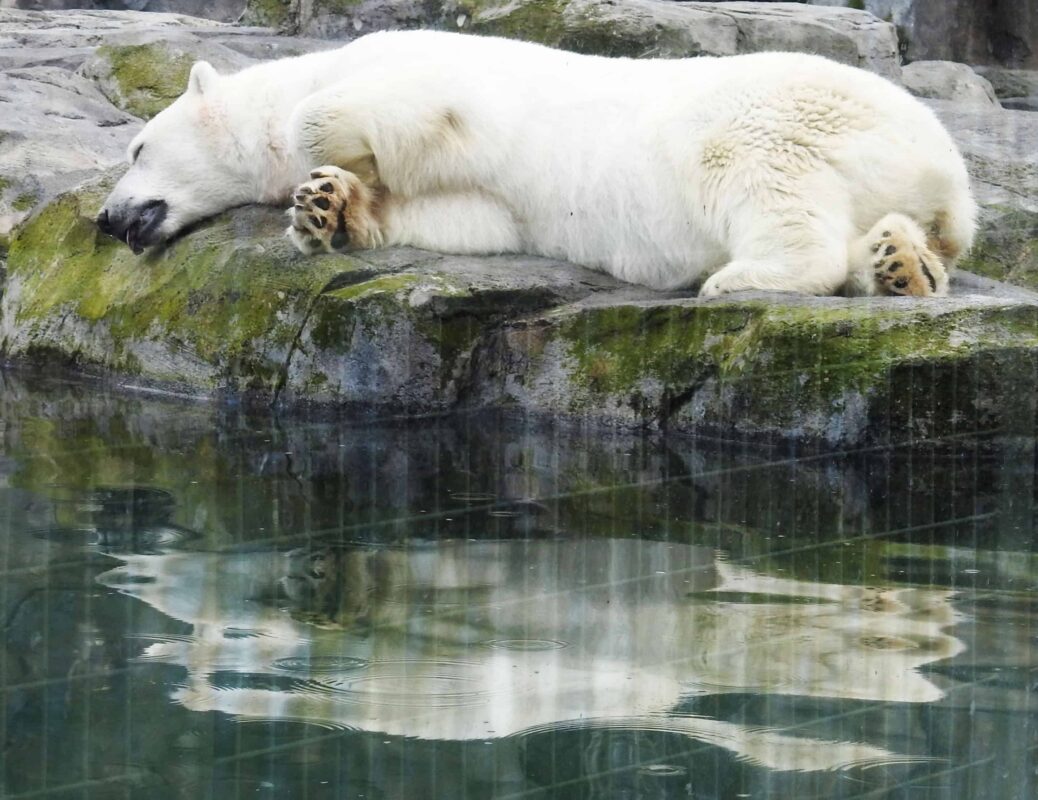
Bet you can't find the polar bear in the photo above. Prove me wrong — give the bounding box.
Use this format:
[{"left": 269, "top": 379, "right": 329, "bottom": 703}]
[{"left": 97, "top": 30, "right": 976, "bottom": 297}]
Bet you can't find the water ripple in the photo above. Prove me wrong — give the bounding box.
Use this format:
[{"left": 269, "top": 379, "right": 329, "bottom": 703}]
[
  {"left": 482, "top": 638, "right": 568, "bottom": 652},
  {"left": 304, "top": 659, "right": 507, "bottom": 709},
  {"left": 272, "top": 656, "right": 370, "bottom": 674}
]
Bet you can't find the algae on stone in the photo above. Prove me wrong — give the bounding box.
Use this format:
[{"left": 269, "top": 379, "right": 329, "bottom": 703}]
[
  {"left": 1, "top": 171, "right": 350, "bottom": 394},
  {"left": 242, "top": 0, "right": 298, "bottom": 32},
  {"left": 285, "top": 256, "right": 614, "bottom": 409},
  {"left": 11, "top": 193, "right": 37, "bottom": 213},
  {"left": 483, "top": 293, "right": 1038, "bottom": 445},
  {"left": 960, "top": 206, "right": 1038, "bottom": 291},
  {"left": 92, "top": 43, "right": 195, "bottom": 119}
]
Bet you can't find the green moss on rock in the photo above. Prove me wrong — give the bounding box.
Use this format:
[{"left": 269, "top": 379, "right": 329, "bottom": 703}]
[
  {"left": 960, "top": 206, "right": 1038, "bottom": 291},
  {"left": 296, "top": 271, "right": 484, "bottom": 406},
  {"left": 520, "top": 295, "right": 1038, "bottom": 442},
  {"left": 3, "top": 173, "right": 350, "bottom": 393},
  {"left": 466, "top": 0, "right": 663, "bottom": 57},
  {"left": 96, "top": 43, "right": 195, "bottom": 119},
  {"left": 242, "top": 0, "right": 297, "bottom": 31},
  {"left": 12, "top": 193, "right": 37, "bottom": 212}
]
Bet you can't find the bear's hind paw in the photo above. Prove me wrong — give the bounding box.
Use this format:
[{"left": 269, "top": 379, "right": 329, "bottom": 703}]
[
  {"left": 867, "top": 216, "right": 947, "bottom": 297},
  {"left": 286, "top": 166, "right": 380, "bottom": 255}
]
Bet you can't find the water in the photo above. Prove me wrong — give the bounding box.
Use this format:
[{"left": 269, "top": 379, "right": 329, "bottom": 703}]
[{"left": 0, "top": 371, "right": 1034, "bottom": 799}]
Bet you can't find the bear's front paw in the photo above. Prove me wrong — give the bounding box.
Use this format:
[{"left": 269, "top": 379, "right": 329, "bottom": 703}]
[{"left": 286, "top": 166, "right": 381, "bottom": 255}]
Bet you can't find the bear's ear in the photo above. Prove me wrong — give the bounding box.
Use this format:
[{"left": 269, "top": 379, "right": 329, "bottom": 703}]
[{"left": 187, "top": 61, "right": 219, "bottom": 96}]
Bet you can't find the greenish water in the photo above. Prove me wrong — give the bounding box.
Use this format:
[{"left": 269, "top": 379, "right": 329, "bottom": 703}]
[{"left": 0, "top": 371, "right": 1034, "bottom": 799}]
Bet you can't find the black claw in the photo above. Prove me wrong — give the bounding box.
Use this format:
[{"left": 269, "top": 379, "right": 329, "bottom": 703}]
[
  {"left": 330, "top": 208, "right": 350, "bottom": 250},
  {"left": 920, "top": 261, "right": 938, "bottom": 293}
]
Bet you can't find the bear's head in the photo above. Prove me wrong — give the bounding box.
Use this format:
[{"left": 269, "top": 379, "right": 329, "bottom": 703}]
[{"left": 97, "top": 61, "right": 262, "bottom": 254}]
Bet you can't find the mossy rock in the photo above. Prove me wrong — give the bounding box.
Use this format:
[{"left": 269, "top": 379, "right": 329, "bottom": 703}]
[
  {"left": 0, "top": 173, "right": 617, "bottom": 408},
  {"left": 0, "top": 171, "right": 349, "bottom": 396},
  {"left": 81, "top": 38, "right": 254, "bottom": 120},
  {"left": 459, "top": 0, "right": 899, "bottom": 76},
  {"left": 478, "top": 288, "right": 1038, "bottom": 445},
  {"left": 462, "top": 0, "right": 734, "bottom": 59},
  {"left": 960, "top": 206, "right": 1038, "bottom": 291},
  {"left": 88, "top": 42, "right": 194, "bottom": 120},
  {"left": 283, "top": 250, "right": 619, "bottom": 409}
]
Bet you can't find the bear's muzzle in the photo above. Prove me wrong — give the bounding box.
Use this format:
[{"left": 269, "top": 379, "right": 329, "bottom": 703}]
[{"left": 97, "top": 199, "right": 168, "bottom": 255}]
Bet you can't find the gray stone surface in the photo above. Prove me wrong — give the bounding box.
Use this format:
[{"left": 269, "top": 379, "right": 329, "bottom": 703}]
[
  {"left": 972, "top": 66, "right": 1038, "bottom": 99},
  {"left": 470, "top": 278, "right": 1038, "bottom": 445},
  {"left": 0, "top": 8, "right": 334, "bottom": 71},
  {"left": 79, "top": 33, "right": 256, "bottom": 119},
  {"left": 927, "top": 100, "right": 1038, "bottom": 290},
  {"left": 808, "top": 0, "right": 1038, "bottom": 69},
  {"left": 1001, "top": 96, "right": 1038, "bottom": 113},
  {"left": 902, "top": 60, "right": 999, "bottom": 107},
  {"left": 0, "top": 1, "right": 247, "bottom": 23},
  {"left": 0, "top": 66, "right": 138, "bottom": 241},
  {"left": 246, "top": 0, "right": 902, "bottom": 79}
]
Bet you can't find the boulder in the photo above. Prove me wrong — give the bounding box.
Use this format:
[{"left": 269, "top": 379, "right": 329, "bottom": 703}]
[
  {"left": 470, "top": 275, "right": 1038, "bottom": 445},
  {"left": 971, "top": 66, "right": 1038, "bottom": 113},
  {"left": 467, "top": 0, "right": 900, "bottom": 77},
  {"left": 243, "top": 0, "right": 901, "bottom": 79},
  {"left": 808, "top": 0, "right": 1038, "bottom": 69},
  {"left": 1000, "top": 97, "right": 1038, "bottom": 113},
  {"left": 0, "top": 8, "right": 227, "bottom": 71},
  {"left": 927, "top": 101, "right": 1038, "bottom": 291},
  {"left": 0, "top": 8, "right": 334, "bottom": 72},
  {"left": 0, "top": 67, "right": 138, "bottom": 246},
  {"left": 0, "top": 2, "right": 248, "bottom": 23},
  {"left": 79, "top": 35, "right": 255, "bottom": 119},
  {"left": 972, "top": 66, "right": 1038, "bottom": 99},
  {"left": 901, "top": 61, "right": 999, "bottom": 107}
]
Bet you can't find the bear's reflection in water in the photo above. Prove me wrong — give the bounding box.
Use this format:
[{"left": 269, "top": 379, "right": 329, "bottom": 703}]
[{"left": 98, "top": 539, "right": 962, "bottom": 773}]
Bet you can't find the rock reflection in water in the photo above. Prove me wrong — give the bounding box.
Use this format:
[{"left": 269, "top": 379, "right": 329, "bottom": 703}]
[
  {"left": 98, "top": 538, "right": 962, "bottom": 773},
  {"left": 27, "top": 484, "right": 199, "bottom": 552}
]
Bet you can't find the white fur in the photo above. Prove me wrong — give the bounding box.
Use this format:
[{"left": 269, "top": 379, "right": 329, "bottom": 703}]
[{"left": 105, "top": 31, "right": 976, "bottom": 295}]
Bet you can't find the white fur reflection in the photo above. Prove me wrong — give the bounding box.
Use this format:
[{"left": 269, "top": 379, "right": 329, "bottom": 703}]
[{"left": 98, "top": 539, "right": 962, "bottom": 772}]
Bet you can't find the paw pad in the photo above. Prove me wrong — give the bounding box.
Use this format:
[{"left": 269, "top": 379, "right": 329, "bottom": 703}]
[
  {"left": 289, "top": 169, "right": 352, "bottom": 253},
  {"left": 871, "top": 230, "right": 941, "bottom": 297}
]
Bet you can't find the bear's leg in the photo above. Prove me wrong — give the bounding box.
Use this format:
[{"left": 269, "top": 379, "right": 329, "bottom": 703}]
[
  {"left": 845, "top": 213, "right": 948, "bottom": 297},
  {"left": 699, "top": 201, "right": 851, "bottom": 297},
  {"left": 286, "top": 166, "right": 383, "bottom": 255}
]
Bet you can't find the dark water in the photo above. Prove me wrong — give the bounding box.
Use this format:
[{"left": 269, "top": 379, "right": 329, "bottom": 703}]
[{"left": 0, "top": 371, "right": 1034, "bottom": 800}]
